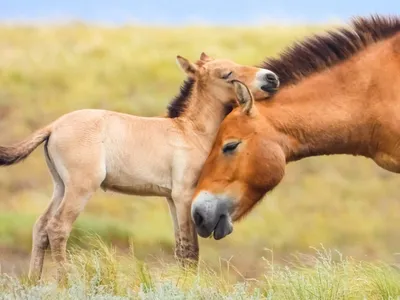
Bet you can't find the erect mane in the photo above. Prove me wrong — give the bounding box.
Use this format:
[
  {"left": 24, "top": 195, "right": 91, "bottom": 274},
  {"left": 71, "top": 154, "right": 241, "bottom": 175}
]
[
  {"left": 167, "top": 78, "right": 195, "bottom": 118},
  {"left": 167, "top": 58, "right": 211, "bottom": 118},
  {"left": 260, "top": 15, "right": 400, "bottom": 87}
]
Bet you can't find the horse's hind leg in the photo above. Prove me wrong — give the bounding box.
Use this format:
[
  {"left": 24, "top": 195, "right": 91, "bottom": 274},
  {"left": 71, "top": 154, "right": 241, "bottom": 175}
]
[
  {"left": 28, "top": 144, "right": 65, "bottom": 281},
  {"left": 45, "top": 153, "right": 106, "bottom": 282},
  {"left": 47, "top": 183, "right": 97, "bottom": 282}
]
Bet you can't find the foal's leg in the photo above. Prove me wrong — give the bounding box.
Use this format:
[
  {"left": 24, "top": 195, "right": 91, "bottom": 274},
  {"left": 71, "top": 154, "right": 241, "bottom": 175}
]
[
  {"left": 173, "top": 190, "right": 199, "bottom": 266},
  {"left": 45, "top": 138, "right": 106, "bottom": 282},
  {"left": 166, "top": 197, "right": 181, "bottom": 258},
  {"left": 29, "top": 186, "right": 64, "bottom": 281},
  {"left": 46, "top": 180, "right": 99, "bottom": 282},
  {"left": 29, "top": 147, "right": 64, "bottom": 281}
]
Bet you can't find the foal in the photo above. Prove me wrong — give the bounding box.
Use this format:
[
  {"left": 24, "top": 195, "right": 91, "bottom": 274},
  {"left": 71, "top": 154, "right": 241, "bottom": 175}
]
[
  {"left": 191, "top": 15, "right": 400, "bottom": 240},
  {"left": 0, "top": 52, "right": 279, "bottom": 280}
]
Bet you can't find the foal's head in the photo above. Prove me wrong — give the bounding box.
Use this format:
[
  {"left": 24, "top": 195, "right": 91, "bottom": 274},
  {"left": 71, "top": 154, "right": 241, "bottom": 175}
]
[
  {"left": 191, "top": 81, "right": 286, "bottom": 240},
  {"left": 176, "top": 52, "right": 279, "bottom": 105}
]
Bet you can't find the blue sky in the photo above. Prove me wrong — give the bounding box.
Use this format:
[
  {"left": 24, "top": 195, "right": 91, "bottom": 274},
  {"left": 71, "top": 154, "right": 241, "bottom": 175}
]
[{"left": 0, "top": 0, "right": 399, "bottom": 25}]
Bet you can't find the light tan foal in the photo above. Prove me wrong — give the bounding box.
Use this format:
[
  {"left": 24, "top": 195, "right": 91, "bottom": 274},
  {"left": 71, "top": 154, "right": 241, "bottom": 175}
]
[{"left": 0, "top": 53, "right": 279, "bottom": 282}]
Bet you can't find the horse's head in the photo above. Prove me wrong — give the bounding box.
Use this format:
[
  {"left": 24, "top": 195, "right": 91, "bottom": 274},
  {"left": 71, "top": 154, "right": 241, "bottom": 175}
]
[
  {"left": 176, "top": 52, "right": 279, "bottom": 106},
  {"left": 191, "top": 81, "right": 286, "bottom": 240}
]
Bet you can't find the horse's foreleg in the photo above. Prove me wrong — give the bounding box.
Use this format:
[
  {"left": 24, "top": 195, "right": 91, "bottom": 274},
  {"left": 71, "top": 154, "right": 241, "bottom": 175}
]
[
  {"left": 173, "top": 190, "right": 199, "bottom": 267},
  {"left": 166, "top": 197, "right": 182, "bottom": 259}
]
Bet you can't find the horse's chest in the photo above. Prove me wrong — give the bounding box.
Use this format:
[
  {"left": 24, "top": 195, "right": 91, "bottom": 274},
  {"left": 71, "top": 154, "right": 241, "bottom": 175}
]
[{"left": 172, "top": 148, "right": 207, "bottom": 187}]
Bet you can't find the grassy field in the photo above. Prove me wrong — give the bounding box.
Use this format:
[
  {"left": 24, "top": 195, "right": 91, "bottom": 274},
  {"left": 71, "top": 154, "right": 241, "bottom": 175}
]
[
  {"left": 1, "top": 242, "right": 400, "bottom": 299},
  {"left": 1, "top": 22, "right": 400, "bottom": 298}
]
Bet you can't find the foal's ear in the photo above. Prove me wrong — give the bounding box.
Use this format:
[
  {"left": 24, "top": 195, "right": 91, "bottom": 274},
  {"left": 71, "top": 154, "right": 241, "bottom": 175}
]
[
  {"left": 176, "top": 55, "right": 198, "bottom": 78},
  {"left": 233, "top": 80, "right": 255, "bottom": 116},
  {"left": 200, "top": 52, "right": 212, "bottom": 61}
]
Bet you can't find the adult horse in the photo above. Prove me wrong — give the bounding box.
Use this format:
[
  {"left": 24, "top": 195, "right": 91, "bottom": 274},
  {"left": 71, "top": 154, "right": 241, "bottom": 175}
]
[
  {"left": 0, "top": 53, "right": 279, "bottom": 281},
  {"left": 191, "top": 15, "right": 400, "bottom": 240}
]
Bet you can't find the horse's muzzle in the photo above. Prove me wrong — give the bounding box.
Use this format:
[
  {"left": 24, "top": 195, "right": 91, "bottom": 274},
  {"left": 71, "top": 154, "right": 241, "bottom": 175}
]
[
  {"left": 191, "top": 191, "right": 234, "bottom": 240},
  {"left": 261, "top": 72, "right": 279, "bottom": 94}
]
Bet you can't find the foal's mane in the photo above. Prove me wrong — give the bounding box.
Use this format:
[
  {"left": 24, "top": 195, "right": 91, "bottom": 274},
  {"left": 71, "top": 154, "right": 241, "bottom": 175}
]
[
  {"left": 167, "top": 58, "right": 211, "bottom": 118},
  {"left": 167, "top": 78, "right": 195, "bottom": 118},
  {"left": 261, "top": 15, "right": 400, "bottom": 87}
]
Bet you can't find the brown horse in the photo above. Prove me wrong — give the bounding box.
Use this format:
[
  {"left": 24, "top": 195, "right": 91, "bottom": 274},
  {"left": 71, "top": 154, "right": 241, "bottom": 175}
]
[
  {"left": 191, "top": 15, "right": 400, "bottom": 240},
  {"left": 0, "top": 53, "right": 279, "bottom": 281}
]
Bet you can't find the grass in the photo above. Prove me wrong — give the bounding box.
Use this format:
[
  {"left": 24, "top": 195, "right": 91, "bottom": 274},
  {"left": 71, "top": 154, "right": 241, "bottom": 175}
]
[
  {"left": 1, "top": 21, "right": 400, "bottom": 296},
  {"left": 1, "top": 242, "right": 400, "bottom": 299}
]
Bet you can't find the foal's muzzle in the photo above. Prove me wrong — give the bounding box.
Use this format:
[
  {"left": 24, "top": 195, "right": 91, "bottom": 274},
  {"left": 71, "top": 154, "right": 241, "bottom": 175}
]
[
  {"left": 191, "top": 191, "right": 234, "bottom": 240},
  {"left": 256, "top": 70, "right": 280, "bottom": 95}
]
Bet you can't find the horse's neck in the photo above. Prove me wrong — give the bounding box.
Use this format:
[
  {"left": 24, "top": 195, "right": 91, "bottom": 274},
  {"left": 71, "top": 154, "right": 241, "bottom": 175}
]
[
  {"left": 266, "top": 68, "right": 375, "bottom": 161},
  {"left": 177, "top": 89, "right": 227, "bottom": 146}
]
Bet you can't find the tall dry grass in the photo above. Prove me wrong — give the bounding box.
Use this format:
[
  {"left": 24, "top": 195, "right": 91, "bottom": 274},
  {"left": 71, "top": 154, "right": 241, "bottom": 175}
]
[{"left": 1, "top": 241, "right": 400, "bottom": 299}]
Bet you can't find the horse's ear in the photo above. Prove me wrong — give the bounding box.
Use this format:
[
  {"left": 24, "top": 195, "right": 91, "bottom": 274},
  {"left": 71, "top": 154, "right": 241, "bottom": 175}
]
[
  {"left": 176, "top": 55, "right": 198, "bottom": 78},
  {"left": 233, "top": 80, "right": 256, "bottom": 116},
  {"left": 200, "top": 52, "right": 212, "bottom": 61}
]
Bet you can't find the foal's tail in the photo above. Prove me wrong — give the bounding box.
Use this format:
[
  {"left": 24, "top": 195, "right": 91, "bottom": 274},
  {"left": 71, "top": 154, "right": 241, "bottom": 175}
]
[{"left": 0, "top": 125, "right": 52, "bottom": 166}]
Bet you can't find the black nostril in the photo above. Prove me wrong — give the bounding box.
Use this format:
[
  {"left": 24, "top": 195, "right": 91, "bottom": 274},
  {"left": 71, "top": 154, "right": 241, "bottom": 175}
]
[
  {"left": 266, "top": 73, "right": 277, "bottom": 82},
  {"left": 194, "top": 211, "right": 204, "bottom": 227}
]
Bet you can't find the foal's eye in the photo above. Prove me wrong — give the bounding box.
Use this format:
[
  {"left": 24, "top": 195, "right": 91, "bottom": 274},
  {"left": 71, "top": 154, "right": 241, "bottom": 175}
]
[
  {"left": 221, "top": 71, "right": 233, "bottom": 80},
  {"left": 222, "top": 141, "right": 241, "bottom": 154}
]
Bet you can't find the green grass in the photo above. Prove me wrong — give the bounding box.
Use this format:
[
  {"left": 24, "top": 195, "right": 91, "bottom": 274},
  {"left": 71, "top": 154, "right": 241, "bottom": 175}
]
[
  {"left": 1, "top": 22, "right": 400, "bottom": 295},
  {"left": 1, "top": 242, "right": 400, "bottom": 299}
]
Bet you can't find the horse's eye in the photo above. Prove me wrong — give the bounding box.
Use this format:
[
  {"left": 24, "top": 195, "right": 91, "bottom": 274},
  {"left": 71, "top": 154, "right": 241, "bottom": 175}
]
[
  {"left": 221, "top": 71, "right": 233, "bottom": 80},
  {"left": 222, "top": 141, "right": 241, "bottom": 154}
]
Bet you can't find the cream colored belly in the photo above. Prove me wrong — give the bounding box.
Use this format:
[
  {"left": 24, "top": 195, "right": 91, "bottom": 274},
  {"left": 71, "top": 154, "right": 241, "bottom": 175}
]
[
  {"left": 101, "top": 181, "right": 171, "bottom": 197},
  {"left": 100, "top": 162, "right": 172, "bottom": 197},
  {"left": 101, "top": 147, "right": 173, "bottom": 197}
]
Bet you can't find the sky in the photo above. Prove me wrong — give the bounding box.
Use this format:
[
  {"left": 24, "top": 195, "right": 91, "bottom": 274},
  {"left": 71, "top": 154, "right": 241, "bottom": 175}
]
[{"left": 0, "top": 0, "right": 399, "bottom": 25}]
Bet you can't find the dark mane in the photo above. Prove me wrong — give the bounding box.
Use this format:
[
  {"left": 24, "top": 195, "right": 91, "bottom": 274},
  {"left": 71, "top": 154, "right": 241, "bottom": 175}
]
[
  {"left": 167, "top": 78, "right": 195, "bottom": 118},
  {"left": 260, "top": 15, "right": 400, "bottom": 87},
  {"left": 166, "top": 15, "right": 400, "bottom": 117}
]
